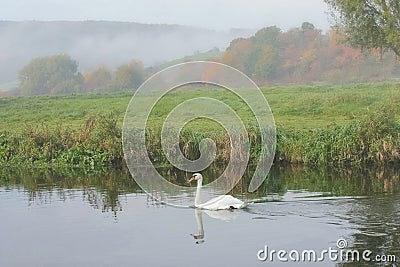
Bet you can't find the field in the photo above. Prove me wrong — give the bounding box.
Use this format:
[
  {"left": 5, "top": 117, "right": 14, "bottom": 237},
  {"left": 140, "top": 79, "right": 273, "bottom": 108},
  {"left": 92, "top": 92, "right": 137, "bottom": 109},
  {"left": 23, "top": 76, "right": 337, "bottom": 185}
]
[
  {"left": 1, "top": 83, "right": 400, "bottom": 132},
  {"left": 0, "top": 83, "right": 399, "bottom": 167}
]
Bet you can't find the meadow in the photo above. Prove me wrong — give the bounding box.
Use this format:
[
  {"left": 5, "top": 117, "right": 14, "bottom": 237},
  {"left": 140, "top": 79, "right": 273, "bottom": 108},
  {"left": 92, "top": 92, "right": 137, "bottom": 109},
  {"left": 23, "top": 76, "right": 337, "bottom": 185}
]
[
  {"left": 0, "top": 82, "right": 399, "bottom": 167},
  {"left": 1, "top": 82, "right": 400, "bottom": 130}
]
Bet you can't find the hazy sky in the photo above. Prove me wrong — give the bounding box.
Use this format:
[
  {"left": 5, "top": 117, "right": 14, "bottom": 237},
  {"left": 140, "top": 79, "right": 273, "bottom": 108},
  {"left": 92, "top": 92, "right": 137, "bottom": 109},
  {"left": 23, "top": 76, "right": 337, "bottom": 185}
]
[{"left": 1, "top": 0, "right": 331, "bottom": 30}]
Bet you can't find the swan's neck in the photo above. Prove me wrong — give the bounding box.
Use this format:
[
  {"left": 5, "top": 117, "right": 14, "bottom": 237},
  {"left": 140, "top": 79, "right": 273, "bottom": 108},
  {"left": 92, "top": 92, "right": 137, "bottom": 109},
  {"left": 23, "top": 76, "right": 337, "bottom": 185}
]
[{"left": 195, "top": 179, "right": 202, "bottom": 206}]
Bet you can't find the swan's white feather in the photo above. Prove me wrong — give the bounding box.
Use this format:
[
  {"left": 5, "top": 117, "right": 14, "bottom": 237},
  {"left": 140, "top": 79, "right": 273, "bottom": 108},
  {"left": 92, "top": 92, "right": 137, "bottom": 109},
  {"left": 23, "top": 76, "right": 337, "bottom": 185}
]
[{"left": 196, "top": 195, "right": 247, "bottom": 210}]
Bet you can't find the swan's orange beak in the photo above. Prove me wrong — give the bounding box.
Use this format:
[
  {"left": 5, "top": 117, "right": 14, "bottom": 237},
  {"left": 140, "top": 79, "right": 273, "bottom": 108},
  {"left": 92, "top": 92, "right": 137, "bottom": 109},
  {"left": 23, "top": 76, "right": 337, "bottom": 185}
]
[{"left": 187, "top": 176, "right": 195, "bottom": 183}]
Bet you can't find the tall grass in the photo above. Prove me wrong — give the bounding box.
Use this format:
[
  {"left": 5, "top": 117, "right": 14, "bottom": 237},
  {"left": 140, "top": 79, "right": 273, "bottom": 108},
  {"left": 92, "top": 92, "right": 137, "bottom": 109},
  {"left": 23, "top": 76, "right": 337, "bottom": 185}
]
[
  {"left": 0, "top": 113, "right": 122, "bottom": 168},
  {"left": 1, "top": 109, "right": 399, "bottom": 168},
  {"left": 276, "top": 109, "right": 400, "bottom": 166}
]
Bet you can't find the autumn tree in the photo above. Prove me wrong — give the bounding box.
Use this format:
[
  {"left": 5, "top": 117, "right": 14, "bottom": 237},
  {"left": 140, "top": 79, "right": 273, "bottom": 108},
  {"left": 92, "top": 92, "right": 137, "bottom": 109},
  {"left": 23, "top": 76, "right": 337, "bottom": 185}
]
[
  {"left": 325, "top": 0, "right": 400, "bottom": 56},
  {"left": 253, "top": 45, "right": 281, "bottom": 82},
  {"left": 19, "top": 54, "right": 82, "bottom": 95},
  {"left": 83, "top": 66, "right": 113, "bottom": 92},
  {"left": 115, "top": 60, "right": 145, "bottom": 90},
  {"left": 253, "top": 26, "right": 281, "bottom": 46},
  {"left": 222, "top": 38, "right": 253, "bottom": 73},
  {"left": 249, "top": 26, "right": 282, "bottom": 79},
  {"left": 223, "top": 26, "right": 283, "bottom": 81}
]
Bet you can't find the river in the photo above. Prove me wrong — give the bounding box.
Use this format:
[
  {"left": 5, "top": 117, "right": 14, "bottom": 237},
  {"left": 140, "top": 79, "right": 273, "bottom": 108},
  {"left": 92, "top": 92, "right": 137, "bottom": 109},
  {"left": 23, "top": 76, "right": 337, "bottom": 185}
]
[{"left": 0, "top": 166, "right": 399, "bottom": 266}]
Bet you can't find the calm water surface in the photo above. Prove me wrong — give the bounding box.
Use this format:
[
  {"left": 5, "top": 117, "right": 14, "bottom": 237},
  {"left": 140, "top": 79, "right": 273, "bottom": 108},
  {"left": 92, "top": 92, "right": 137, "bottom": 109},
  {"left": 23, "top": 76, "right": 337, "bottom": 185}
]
[{"left": 0, "top": 166, "right": 399, "bottom": 267}]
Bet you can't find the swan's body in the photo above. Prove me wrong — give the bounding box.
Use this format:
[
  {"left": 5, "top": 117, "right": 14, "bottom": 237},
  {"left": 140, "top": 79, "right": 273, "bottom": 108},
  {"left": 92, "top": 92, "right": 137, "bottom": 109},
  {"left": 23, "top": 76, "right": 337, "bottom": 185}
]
[
  {"left": 188, "top": 173, "right": 247, "bottom": 211},
  {"left": 197, "top": 195, "right": 246, "bottom": 210}
]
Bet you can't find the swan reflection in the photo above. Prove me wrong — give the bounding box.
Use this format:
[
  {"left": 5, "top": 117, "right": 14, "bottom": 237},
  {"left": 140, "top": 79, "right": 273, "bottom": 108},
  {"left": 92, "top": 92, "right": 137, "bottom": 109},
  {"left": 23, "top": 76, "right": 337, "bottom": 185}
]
[
  {"left": 191, "top": 208, "right": 240, "bottom": 244},
  {"left": 191, "top": 209, "right": 205, "bottom": 244}
]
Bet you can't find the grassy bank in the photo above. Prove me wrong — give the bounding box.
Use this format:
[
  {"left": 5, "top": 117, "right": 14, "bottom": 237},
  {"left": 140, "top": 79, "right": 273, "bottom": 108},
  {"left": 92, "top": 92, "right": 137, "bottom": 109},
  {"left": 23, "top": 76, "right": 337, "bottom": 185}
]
[
  {"left": 277, "top": 110, "right": 400, "bottom": 166},
  {"left": 0, "top": 83, "right": 399, "bottom": 167}
]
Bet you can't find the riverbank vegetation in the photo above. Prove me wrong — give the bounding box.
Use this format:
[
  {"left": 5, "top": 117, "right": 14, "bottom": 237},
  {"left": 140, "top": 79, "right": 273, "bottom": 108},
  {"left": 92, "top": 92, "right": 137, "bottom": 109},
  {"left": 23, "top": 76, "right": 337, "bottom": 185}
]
[{"left": 0, "top": 83, "right": 399, "bottom": 168}]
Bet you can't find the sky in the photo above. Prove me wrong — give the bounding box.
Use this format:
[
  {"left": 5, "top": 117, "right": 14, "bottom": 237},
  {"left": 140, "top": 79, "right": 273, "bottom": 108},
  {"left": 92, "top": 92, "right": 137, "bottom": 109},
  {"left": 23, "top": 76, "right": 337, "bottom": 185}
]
[{"left": 1, "top": 0, "right": 331, "bottom": 30}]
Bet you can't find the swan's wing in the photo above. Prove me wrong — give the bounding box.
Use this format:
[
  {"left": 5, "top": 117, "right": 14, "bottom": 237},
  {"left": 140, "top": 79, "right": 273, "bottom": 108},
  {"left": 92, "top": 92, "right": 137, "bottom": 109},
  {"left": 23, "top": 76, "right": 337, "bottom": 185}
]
[{"left": 197, "top": 195, "right": 245, "bottom": 210}]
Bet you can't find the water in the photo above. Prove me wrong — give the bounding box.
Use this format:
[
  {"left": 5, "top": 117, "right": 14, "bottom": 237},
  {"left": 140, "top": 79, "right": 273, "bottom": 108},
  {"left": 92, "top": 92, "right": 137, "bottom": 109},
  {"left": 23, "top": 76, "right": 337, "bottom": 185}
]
[{"left": 0, "top": 166, "right": 399, "bottom": 267}]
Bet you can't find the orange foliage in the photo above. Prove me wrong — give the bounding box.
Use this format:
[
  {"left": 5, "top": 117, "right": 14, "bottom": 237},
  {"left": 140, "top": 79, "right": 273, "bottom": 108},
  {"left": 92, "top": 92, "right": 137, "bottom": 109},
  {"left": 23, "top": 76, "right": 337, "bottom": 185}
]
[{"left": 220, "top": 24, "right": 399, "bottom": 85}]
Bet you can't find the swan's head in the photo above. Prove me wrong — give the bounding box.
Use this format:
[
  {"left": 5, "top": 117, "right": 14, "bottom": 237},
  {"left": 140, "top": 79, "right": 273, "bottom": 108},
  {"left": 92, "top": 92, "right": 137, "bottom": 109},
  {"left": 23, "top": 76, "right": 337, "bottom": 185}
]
[{"left": 187, "top": 173, "right": 203, "bottom": 183}]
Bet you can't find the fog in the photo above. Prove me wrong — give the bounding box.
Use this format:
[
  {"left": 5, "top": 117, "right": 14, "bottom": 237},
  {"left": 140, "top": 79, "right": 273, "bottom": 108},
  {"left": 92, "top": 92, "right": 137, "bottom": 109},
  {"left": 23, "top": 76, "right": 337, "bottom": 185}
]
[
  {"left": 0, "top": 0, "right": 330, "bottom": 31},
  {"left": 0, "top": 21, "right": 254, "bottom": 84}
]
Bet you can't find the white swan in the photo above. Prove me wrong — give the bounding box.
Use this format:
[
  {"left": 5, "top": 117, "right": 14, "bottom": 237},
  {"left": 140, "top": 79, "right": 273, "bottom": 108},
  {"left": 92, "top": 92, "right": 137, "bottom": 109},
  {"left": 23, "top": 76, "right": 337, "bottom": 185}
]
[{"left": 187, "top": 173, "right": 247, "bottom": 210}]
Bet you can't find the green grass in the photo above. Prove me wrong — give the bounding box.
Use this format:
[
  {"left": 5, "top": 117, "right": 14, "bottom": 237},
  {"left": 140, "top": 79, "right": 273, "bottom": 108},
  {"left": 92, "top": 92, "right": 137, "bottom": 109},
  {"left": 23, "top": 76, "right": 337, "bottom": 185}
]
[
  {"left": 0, "top": 92, "right": 131, "bottom": 131},
  {"left": 0, "top": 83, "right": 399, "bottom": 132},
  {"left": 263, "top": 83, "right": 400, "bottom": 129},
  {"left": 1, "top": 83, "right": 399, "bottom": 167}
]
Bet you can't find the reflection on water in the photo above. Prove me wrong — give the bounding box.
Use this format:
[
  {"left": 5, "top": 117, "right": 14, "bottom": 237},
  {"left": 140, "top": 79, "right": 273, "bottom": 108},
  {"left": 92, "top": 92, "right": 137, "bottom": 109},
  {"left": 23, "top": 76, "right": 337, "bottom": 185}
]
[
  {"left": 341, "top": 195, "right": 400, "bottom": 267},
  {"left": 192, "top": 209, "right": 205, "bottom": 244},
  {"left": 191, "top": 208, "right": 242, "bottom": 245},
  {"left": 0, "top": 165, "right": 399, "bottom": 266},
  {"left": 0, "top": 167, "right": 139, "bottom": 217}
]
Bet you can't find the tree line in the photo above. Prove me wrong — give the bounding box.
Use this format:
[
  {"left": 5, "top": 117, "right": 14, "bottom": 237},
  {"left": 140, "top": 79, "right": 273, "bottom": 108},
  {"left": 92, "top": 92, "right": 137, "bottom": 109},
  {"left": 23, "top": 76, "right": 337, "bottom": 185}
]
[
  {"left": 19, "top": 55, "right": 145, "bottom": 95},
  {"left": 219, "top": 22, "right": 399, "bottom": 85},
  {"left": 17, "top": 20, "right": 400, "bottom": 95},
  {"left": 219, "top": 0, "right": 400, "bottom": 84}
]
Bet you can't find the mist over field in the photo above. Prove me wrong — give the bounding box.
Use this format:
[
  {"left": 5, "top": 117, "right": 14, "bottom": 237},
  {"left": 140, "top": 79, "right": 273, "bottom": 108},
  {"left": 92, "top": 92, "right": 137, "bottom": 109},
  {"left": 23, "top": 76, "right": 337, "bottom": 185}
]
[{"left": 0, "top": 21, "right": 253, "bottom": 84}]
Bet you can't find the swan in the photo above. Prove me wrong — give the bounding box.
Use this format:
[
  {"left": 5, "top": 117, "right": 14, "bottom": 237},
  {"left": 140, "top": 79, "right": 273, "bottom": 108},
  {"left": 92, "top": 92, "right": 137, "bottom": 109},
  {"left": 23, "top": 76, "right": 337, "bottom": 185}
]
[{"left": 187, "top": 173, "right": 248, "bottom": 210}]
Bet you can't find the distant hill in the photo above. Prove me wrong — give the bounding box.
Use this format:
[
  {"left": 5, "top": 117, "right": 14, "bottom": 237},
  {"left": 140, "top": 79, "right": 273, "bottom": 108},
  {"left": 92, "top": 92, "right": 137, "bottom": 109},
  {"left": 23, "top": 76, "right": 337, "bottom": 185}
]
[
  {"left": 0, "top": 21, "right": 253, "bottom": 84},
  {"left": 150, "top": 47, "right": 223, "bottom": 73}
]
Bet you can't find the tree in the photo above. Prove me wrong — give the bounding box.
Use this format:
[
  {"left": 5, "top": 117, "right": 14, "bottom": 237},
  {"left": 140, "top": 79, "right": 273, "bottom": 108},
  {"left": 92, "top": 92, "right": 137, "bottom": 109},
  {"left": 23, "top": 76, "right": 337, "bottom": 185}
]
[
  {"left": 19, "top": 54, "right": 82, "bottom": 95},
  {"left": 325, "top": 0, "right": 400, "bottom": 56},
  {"left": 301, "top": 22, "right": 316, "bottom": 31},
  {"left": 114, "top": 60, "right": 145, "bottom": 90},
  {"left": 246, "top": 26, "right": 281, "bottom": 76},
  {"left": 222, "top": 38, "right": 253, "bottom": 73},
  {"left": 83, "top": 66, "right": 113, "bottom": 92},
  {"left": 254, "top": 45, "right": 281, "bottom": 82},
  {"left": 253, "top": 26, "right": 281, "bottom": 47}
]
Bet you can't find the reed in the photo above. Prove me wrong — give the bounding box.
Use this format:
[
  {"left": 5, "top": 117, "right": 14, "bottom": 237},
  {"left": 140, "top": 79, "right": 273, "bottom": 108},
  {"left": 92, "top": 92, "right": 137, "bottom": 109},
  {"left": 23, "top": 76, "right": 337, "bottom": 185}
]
[
  {"left": 0, "top": 113, "right": 122, "bottom": 168},
  {"left": 276, "top": 109, "right": 400, "bottom": 166},
  {"left": 1, "top": 109, "right": 399, "bottom": 168}
]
